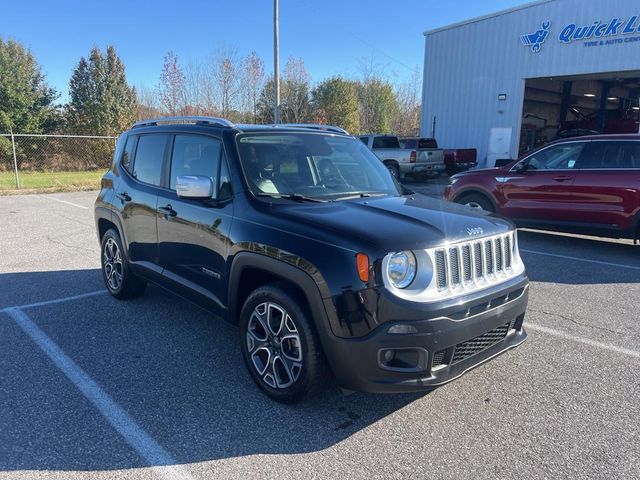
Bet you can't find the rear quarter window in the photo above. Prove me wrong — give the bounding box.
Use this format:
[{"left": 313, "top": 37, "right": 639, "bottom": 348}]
[
  {"left": 121, "top": 136, "right": 136, "bottom": 174},
  {"left": 131, "top": 134, "right": 169, "bottom": 186}
]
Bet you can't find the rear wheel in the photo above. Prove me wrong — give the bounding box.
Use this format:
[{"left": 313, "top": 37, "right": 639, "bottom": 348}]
[
  {"left": 100, "top": 229, "right": 146, "bottom": 299},
  {"left": 386, "top": 163, "right": 400, "bottom": 180},
  {"left": 239, "top": 283, "right": 329, "bottom": 403},
  {"left": 456, "top": 193, "right": 495, "bottom": 213}
]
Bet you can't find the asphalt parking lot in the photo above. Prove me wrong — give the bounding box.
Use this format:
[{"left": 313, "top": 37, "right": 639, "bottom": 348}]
[{"left": 1, "top": 185, "right": 639, "bottom": 480}]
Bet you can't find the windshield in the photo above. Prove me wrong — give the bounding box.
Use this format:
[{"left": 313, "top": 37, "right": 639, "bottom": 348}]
[{"left": 237, "top": 132, "right": 401, "bottom": 200}]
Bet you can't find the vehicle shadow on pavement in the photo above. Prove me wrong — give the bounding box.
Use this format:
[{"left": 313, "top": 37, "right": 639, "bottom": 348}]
[
  {"left": 518, "top": 230, "right": 640, "bottom": 285},
  {"left": 0, "top": 269, "right": 425, "bottom": 472}
]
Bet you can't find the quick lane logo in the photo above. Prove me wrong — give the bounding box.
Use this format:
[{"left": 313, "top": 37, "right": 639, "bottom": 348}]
[
  {"left": 559, "top": 16, "right": 640, "bottom": 44},
  {"left": 520, "top": 21, "right": 551, "bottom": 52}
]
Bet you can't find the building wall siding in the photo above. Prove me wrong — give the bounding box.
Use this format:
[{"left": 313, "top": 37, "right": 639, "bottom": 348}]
[{"left": 421, "top": 0, "right": 640, "bottom": 165}]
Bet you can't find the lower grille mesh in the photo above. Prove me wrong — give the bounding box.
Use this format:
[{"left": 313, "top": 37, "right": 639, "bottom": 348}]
[
  {"left": 432, "top": 350, "right": 446, "bottom": 368},
  {"left": 451, "top": 322, "right": 510, "bottom": 364}
]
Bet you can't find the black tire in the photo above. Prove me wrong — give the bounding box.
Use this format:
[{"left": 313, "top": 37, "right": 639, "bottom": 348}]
[
  {"left": 386, "top": 163, "right": 400, "bottom": 180},
  {"left": 100, "top": 228, "right": 146, "bottom": 299},
  {"left": 239, "top": 283, "right": 329, "bottom": 403},
  {"left": 456, "top": 193, "right": 495, "bottom": 213}
]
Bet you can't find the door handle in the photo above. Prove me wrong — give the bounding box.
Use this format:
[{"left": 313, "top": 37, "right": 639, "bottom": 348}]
[
  {"left": 116, "top": 192, "right": 131, "bottom": 202},
  {"left": 158, "top": 204, "right": 177, "bottom": 217},
  {"left": 552, "top": 175, "right": 573, "bottom": 182}
]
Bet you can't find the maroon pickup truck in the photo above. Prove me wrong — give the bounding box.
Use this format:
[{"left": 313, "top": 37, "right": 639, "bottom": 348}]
[
  {"left": 444, "top": 134, "right": 640, "bottom": 241},
  {"left": 443, "top": 149, "right": 477, "bottom": 176}
]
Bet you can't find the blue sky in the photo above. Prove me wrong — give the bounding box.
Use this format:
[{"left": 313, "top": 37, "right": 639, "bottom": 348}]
[{"left": 1, "top": 0, "right": 530, "bottom": 103}]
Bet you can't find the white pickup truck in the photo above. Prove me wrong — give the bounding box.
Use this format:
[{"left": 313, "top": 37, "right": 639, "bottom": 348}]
[{"left": 358, "top": 134, "right": 445, "bottom": 180}]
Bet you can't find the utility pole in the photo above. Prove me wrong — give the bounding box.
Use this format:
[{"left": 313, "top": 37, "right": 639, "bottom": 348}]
[{"left": 273, "top": 0, "right": 281, "bottom": 124}]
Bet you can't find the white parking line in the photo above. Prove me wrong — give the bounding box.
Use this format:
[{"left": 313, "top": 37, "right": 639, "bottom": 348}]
[
  {"left": 6, "top": 308, "right": 196, "bottom": 480},
  {"left": 527, "top": 323, "right": 640, "bottom": 359},
  {"left": 44, "top": 195, "right": 89, "bottom": 209},
  {"left": 521, "top": 249, "right": 640, "bottom": 271},
  {"left": 0, "top": 290, "right": 106, "bottom": 313}
]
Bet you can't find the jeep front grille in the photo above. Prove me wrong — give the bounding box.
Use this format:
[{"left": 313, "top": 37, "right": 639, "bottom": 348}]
[{"left": 434, "top": 232, "right": 516, "bottom": 292}]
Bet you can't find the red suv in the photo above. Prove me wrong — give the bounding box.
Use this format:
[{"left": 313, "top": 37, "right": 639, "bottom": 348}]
[{"left": 444, "top": 134, "right": 640, "bottom": 241}]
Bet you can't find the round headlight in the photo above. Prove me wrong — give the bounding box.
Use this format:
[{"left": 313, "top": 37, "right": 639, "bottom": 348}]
[{"left": 387, "top": 251, "right": 417, "bottom": 289}]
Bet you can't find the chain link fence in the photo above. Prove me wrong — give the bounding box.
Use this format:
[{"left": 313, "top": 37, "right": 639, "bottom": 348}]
[{"left": 0, "top": 134, "right": 117, "bottom": 192}]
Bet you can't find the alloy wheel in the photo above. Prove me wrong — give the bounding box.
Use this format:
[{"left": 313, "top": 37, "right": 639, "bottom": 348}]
[
  {"left": 246, "top": 302, "right": 303, "bottom": 389},
  {"left": 103, "top": 237, "right": 123, "bottom": 291}
]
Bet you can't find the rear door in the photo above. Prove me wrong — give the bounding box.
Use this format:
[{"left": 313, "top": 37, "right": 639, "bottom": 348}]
[
  {"left": 115, "top": 133, "right": 170, "bottom": 277},
  {"left": 498, "top": 141, "right": 585, "bottom": 223},
  {"left": 156, "top": 133, "right": 233, "bottom": 315},
  {"left": 571, "top": 140, "right": 640, "bottom": 234}
]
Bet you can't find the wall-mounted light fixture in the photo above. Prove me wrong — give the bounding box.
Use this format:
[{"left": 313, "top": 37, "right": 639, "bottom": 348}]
[{"left": 498, "top": 94, "right": 507, "bottom": 101}]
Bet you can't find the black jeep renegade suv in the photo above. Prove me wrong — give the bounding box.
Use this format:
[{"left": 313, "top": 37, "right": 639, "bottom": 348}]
[{"left": 95, "top": 117, "right": 529, "bottom": 403}]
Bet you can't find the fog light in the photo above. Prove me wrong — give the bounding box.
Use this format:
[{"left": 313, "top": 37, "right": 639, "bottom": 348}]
[
  {"left": 378, "top": 347, "right": 429, "bottom": 372},
  {"left": 388, "top": 324, "right": 418, "bottom": 335}
]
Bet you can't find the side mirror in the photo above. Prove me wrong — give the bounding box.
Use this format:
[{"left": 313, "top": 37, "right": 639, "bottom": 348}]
[
  {"left": 176, "top": 175, "right": 213, "bottom": 199},
  {"left": 514, "top": 161, "right": 527, "bottom": 173}
]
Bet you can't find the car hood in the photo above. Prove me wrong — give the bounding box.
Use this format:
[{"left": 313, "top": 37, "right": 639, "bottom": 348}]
[{"left": 272, "top": 194, "right": 513, "bottom": 254}]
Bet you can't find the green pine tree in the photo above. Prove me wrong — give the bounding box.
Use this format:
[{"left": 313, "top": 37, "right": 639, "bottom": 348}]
[
  {"left": 67, "top": 46, "right": 137, "bottom": 135},
  {"left": 0, "top": 37, "right": 58, "bottom": 134}
]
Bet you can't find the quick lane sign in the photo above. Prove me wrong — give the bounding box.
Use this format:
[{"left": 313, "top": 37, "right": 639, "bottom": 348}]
[
  {"left": 560, "top": 16, "right": 640, "bottom": 43},
  {"left": 521, "top": 15, "right": 640, "bottom": 53}
]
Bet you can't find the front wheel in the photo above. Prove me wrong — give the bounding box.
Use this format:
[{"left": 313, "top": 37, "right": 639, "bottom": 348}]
[{"left": 239, "top": 284, "right": 329, "bottom": 403}]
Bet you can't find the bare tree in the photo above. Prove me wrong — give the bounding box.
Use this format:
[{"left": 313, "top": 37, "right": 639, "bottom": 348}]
[
  {"left": 136, "top": 83, "right": 161, "bottom": 120},
  {"left": 242, "top": 51, "right": 265, "bottom": 123},
  {"left": 282, "top": 57, "right": 311, "bottom": 123},
  {"left": 184, "top": 60, "right": 204, "bottom": 115},
  {"left": 213, "top": 46, "right": 241, "bottom": 118},
  {"left": 157, "top": 50, "right": 185, "bottom": 116},
  {"left": 392, "top": 67, "right": 422, "bottom": 136}
]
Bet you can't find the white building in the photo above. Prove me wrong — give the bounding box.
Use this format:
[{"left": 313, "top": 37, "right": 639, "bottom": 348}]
[{"left": 421, "top": 0, "right": 640, "bottom": 167}]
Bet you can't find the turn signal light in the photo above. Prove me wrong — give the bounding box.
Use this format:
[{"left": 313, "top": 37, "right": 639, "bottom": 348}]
[{"left": 356, "top": 253, "right": 369, "bottom": 282}]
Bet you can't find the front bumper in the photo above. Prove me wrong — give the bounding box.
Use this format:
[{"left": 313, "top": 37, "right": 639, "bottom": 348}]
[{"left": 321, "top": 276, "right": 529, "bottom": 393}]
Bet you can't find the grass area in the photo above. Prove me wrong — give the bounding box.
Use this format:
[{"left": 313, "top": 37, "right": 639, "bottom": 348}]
[{"left": 0, "top": 169, "right": 105, "bottom": 194}]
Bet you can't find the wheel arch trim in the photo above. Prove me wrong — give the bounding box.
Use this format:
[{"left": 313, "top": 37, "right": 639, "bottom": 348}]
[{"left": 228, "top": 251, "right": 333, "bottom": 326}]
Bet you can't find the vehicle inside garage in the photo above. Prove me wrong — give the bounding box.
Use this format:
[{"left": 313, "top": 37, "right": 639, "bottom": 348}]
[{"left": 520, "top": 71, "right": 640, "bottom": 155}]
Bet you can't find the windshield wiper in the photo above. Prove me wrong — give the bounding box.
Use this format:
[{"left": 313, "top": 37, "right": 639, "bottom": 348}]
[
  {"left": 256, "top": 193, "right": 328, "bottom": 203},
  {"left": 334, "top": 192, "right": 390, "bottom": 201}
]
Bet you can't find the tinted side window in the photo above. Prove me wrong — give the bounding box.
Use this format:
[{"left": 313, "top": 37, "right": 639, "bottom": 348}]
[
  {"left": 526, "top": 143, "right": 584, "bottom": 170},
  {"left": 372, "top": 136, "right": 400, "bottom": 149},
  {"left": 578, "top": 142, "right": 623, "bottom": 169},
  {"left": 617, "top": 142, "right": 640, "bottom": 169},
  {"left": 399, "top": 139, "right": 417, "bottom": 149},
  {"left": 418, "top": 138, "right": 438, "bottom": 149},
  {"left": 121, "top": 136, "right": 136, "bottom": 173},
  {"left": 359, "top": 137, "right": 369, "bottom": 145},
  {"left": 170, "top": 135, "right": 222, "bottom": 191},
  {"left": 132, "top": 135, "right": 168, "bottom": 185}
]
